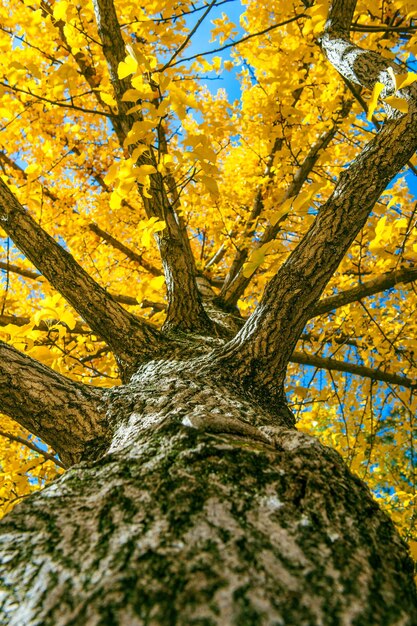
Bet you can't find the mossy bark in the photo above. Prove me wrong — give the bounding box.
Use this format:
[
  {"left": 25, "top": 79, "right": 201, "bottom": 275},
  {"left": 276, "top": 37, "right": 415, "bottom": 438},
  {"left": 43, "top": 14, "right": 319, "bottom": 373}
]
[{"left": 1, "top": 360, "right": 416, "bottom": 626}]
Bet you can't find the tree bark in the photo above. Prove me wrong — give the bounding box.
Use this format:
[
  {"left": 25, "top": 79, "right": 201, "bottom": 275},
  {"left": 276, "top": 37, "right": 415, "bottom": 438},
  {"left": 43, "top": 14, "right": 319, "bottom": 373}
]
[
  {"left": 1, "top": 2, "right": 417, "bottom": 623},
  {"left": 92, "top": 0, "right": 215, "bottom": 336},
  {"left": 1, "top": 359, "right": 416, "bottom": 626},
  {"left": 0, "top": 179, "right": 162, "bottom": 370}
]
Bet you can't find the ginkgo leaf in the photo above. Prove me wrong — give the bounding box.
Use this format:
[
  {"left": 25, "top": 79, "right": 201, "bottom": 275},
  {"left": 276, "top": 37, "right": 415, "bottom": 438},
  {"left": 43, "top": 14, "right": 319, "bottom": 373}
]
[
  {"left": 384, "top": 96, "right": 409, "bottom": 114},
  {"left": 133, "top": 164, "right": 157, "bottom": 183},
  {"left": 394, "top": 71, "right": 417, "bottom": 90},
  {"left": 100, "top": 92, "right": 117, "bottom": 107},
  {"left": 242, "top": 243, "right": 274, "bottom": 278},
  {"left": 118, "top": 54, "right": 138, "bottom": 79},
  {"left": 53, "top": 1, "right": 68, "bottom": 21},
  {"left": 121, "top": 89, "right": 142, "bottom": 103},
  {"left": 60, "top": 309, "right": 77, "bottom": 331},
  {"left": 131, "top": 145, "right": 151, "bottom": 161},
  {"left": 269, "top": 198, "right": 292, "bottom": 226},
  {"left": 109, "top": 190, "right": 123, "bottom": 210},
  {"left": 201, "top": 175, "right": 219, "bottom": 196},
  {"left": 104, "top": 163, "right": 120, "bottom": 185},
  {"left": 367, "top": 82, "right": 384, "bottom": 120},
  {"left": 124, "top": 120, "right": 155, "bottom": 146}
]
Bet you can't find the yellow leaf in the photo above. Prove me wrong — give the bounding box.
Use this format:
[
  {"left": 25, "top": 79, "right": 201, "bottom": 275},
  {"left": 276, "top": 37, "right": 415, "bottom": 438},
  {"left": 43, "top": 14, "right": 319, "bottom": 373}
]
[
  {"left": 27, "top": 345, "right": 54, "bottom": 365},
  {"left": 394, "top": 71, "right": 417, "bottom": 90},
  {"left": 109, "top": 190, "right": 123, "bottom": 210},
  {"left": 367, "top": 82, "right": 384, "bottom": 120},
  {"left": 104, "top": 163, "right": 120, "bottom": 185},
  {"left": 242, "top": 242, "right": 273, "bottom": 278},
  {"left": 149, "top": 275, "right": 165, "bottom": 290},
  {"left": 118, "top": 54, "right": 138, "bottom": 80},
  {"left": 384, "top": 96, "right": 409, "bottom": 114},
  {"left": 142, "top": 184, "right": 153, "bottom": 199},
  {"left": 131, "top": 145, "right": 151, "bottom": 161},
  {"left": 293, "top": 387, "right": 309, "bottom": 399},
  {"left": 60, "top": 309, "right": 77, "bottom": 331},
  {"left": 124, "top": 120, "right": 155, "bottom": 147},
  {"left": 201, "top": 175, "right": 219, "bottom": 196},
  {"left": 100, "top": 92, "right": 116, "bottom": 107},
  {"left": 121, "top": 89, "right": 142, "bottom": 103},
  {"left": 53, "top": 0, "right": 68, "bottom": 21},
  {"left": 269, "top": 197, "right": 293, "bottom": 226},
  {"left": 133, "top": 164, "right": 157, "bottom": 183}
]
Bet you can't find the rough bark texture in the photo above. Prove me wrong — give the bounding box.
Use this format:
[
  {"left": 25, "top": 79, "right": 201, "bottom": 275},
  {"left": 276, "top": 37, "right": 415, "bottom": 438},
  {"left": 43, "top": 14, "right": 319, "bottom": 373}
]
[
  {"left": 0, "top": 179, "right": 161, "bottom": 368},
  {"left": 1, "top": 1, "right": 417, "bottom": 624},
  {"left": 93, "top": 0, "right": 215, "bottom": 336},
  {"left": 0, "top": 342, "right": 106, "bottom": 466},
  {"left": 1, "top": 360, "right": 416, "bottom": 626}
]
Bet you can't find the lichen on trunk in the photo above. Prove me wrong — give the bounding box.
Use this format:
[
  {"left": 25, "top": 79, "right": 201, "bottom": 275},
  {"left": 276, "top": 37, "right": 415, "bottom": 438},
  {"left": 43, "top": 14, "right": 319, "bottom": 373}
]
[{"left": 1, "top": 360, "right": 416, "bottom": 626}]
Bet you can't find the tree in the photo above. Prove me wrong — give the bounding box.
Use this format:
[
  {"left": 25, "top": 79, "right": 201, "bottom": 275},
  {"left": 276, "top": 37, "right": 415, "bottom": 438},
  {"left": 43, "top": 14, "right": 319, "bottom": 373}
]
[{"left": 1, "top": 0, "right": 417, "bottom": 622}]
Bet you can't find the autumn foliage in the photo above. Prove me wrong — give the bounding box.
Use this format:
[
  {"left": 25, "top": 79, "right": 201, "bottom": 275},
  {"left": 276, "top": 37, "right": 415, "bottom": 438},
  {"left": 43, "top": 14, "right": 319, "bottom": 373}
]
[{"left": 1, "top": 0, "right": 417, "bottom": 566}]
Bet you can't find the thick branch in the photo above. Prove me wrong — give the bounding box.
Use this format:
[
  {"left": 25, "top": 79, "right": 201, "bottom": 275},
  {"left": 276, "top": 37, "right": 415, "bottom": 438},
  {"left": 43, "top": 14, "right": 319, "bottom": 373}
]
[
  {"left": 209, "top": 99, "right": 417, "bottom": 398},
  {"left": 0, "top": 260, "right": 40, "bottom": 280},
  {"left": 0, "top": 341, "right": 106, "bottom": 466},
  {"left": 0, "top": 179, "right": 162, "bottom": 367},
  {"left": 0, "top": 151, "right": 160, "bottom": 277},
  {"left": 321, "top": 0, "right": 417, "bottom": 105},
  {"left": 92, "top": 0, "right": 215, "bottom": 335},
  {"left": 311, "top": 267, "right": 417, "bottom": 317},
  {"left": 203, "top": 2, "right": 417, "bottom": 399},
  {"left": 290, "top": 351, "right": 415, "bottom": 389}
]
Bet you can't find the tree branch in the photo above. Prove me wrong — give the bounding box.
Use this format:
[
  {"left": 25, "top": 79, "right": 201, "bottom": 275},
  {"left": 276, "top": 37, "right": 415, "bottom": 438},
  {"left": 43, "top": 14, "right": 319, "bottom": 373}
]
[
  {"left": 0, "top": 178, "right": 162, "bottom": 370},
  {"left": 290, "top": 351, "right": 416, "bottom": 389},
  {"left": 88, "top": 223, "right": 161, "bottom": 276},
  {"left": 0, "top": 81, "right": 112, "bottom": 118},
  {"left": 0, "top": 428, "right": 66, "bottom": 469},
  {"left": 164, "top": 14, "right": 307, "bottom": 70},
  {"left": 92, "top": 0, "right": 216, "bottom": 335},
  {"left": 0, "top": 260, "right": 40, "bottom": 280},
  {"left": 207, "top": 1, "right": 417, "bottom": 402},
  {"left": 0, "top": 261, "right": 140, "bottom": 306},
  {"left": 311, "top": 267, "right": 417, "bottom": 317},
  {"left": 320, "top": 0, "right": 417, "bottom": 103},
  {"left": 340, "top": 78, "right": 417, "bottom": 176},
  {"left": 0, "top": 341, "right": 106, "bottom": 466},
  {"left": 0, "top": 151, "right": 161, "bottom": 277},
  {"left": 161, "top": 0, "right": 218, "bottom": 71}
]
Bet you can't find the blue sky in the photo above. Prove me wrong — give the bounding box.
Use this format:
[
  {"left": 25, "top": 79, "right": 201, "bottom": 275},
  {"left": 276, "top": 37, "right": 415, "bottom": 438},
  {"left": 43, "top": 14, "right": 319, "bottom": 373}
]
[{"left": 183, "top": 0, "right": 244, "bottom": 101}]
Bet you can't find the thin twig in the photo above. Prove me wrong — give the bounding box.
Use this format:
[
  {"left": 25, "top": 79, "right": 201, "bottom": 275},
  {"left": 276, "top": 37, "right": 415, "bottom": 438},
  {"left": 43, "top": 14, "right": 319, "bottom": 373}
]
[
  {"left": 0, "top": 429, "right": 66, "bottom": 469},
  {"left": 161, "top": 0, "right": 218, "bottom": 71},
  {"left": 161, "top": 14, "right": 306, "bottom": 70}
]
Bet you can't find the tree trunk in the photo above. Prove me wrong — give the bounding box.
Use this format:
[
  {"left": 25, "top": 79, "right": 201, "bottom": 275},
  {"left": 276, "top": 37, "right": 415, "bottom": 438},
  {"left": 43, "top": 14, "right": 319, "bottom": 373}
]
[
  {"left": 1, "top": 358, "right": 416, "bottom": 626},
  {"left": 1, "top": 1, "right": 417, "bottom": 623}
]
